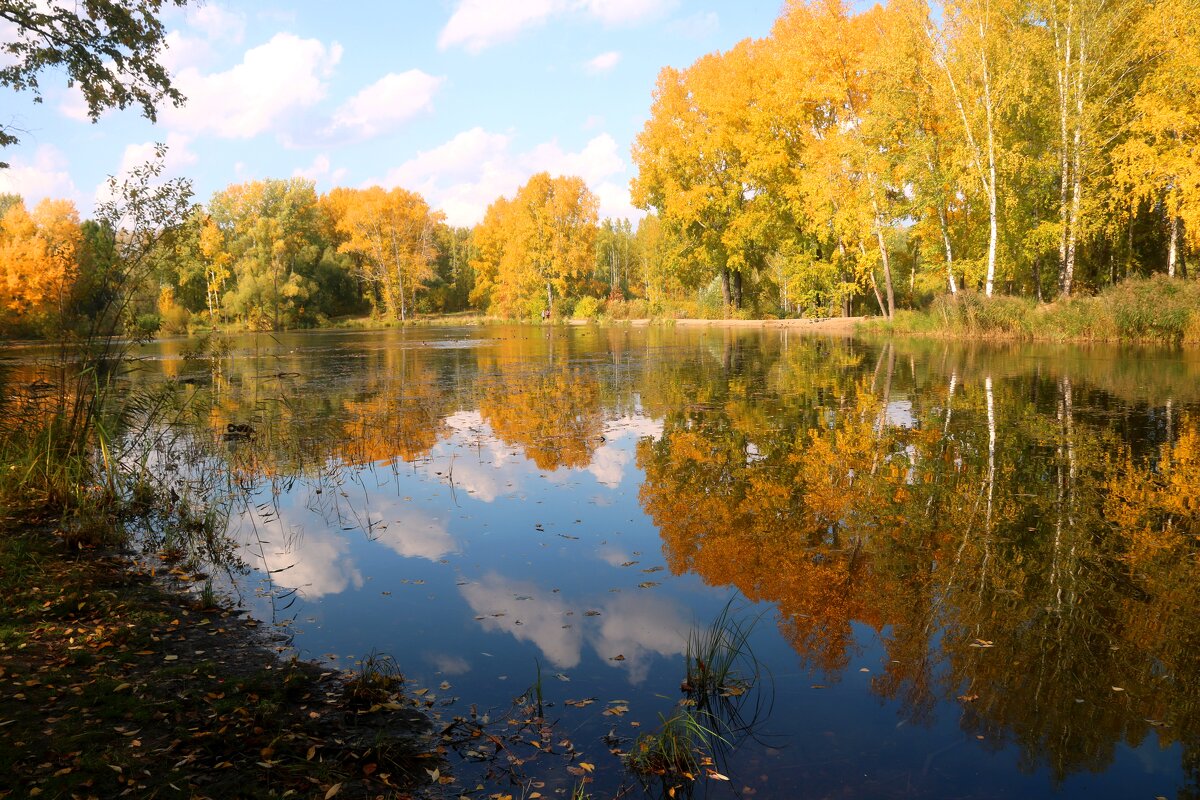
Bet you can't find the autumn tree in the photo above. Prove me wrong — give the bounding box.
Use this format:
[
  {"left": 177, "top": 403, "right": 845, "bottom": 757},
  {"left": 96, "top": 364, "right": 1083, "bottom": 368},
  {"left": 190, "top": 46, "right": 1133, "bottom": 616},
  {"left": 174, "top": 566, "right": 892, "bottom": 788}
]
[
  {"left": 1113, "top": 0, "right": 1200, "bottom": 277},
  {"left": 323, "top": 186, "right": 443, "bottom": 321},
  {"left": 208, "top": 179, "right": 324, "bottom": 330},
  {"left": 632, "top": 41, "right": 777, "bottom": 312},
  {"left": 470, "top": 173, "right": 598, "bottom": 318},
  {"left": 0, "top": 197, "right": 80, "bottom": 332}
]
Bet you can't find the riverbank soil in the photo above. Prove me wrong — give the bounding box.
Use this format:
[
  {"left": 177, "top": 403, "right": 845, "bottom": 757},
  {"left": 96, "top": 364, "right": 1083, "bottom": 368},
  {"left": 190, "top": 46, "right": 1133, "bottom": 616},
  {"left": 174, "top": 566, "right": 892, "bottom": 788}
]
[{"left": 0, "top": 517, "right": 437, "bottom": 799}]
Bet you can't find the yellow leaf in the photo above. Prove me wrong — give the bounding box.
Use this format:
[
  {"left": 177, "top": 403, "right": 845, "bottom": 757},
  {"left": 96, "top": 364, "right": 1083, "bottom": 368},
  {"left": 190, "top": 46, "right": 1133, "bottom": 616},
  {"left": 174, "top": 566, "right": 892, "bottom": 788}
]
[{"left": 324, "top": 784, "right": 341, "bottom": 799}]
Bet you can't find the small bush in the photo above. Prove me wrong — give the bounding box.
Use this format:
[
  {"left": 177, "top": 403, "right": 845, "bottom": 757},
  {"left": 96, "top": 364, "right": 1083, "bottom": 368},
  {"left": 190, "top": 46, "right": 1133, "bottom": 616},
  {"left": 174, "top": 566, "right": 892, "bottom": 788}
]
[
  {"left": 901, "top": 277, "right": 1200, "bottom": 345},
  {"left": 606, "top": 297, "right": 651, "bottom": 320},
  {"left": 572, "top": 295, "right": 605, "bottom": 320}
]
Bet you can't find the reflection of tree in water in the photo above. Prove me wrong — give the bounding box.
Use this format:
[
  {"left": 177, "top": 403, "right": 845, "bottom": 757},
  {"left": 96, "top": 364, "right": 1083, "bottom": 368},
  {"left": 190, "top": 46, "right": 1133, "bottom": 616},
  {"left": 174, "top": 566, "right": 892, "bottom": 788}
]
[
  {"left": 639, "top": 339, "right": 1200, "bottom": 787},
  {"left": 479, "top": 364, "right": 604, "bottom": 471}
]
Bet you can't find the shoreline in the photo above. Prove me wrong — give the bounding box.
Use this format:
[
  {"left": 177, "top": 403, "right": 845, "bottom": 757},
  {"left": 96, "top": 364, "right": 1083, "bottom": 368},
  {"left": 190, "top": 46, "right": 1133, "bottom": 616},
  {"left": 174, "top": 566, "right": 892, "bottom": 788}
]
[{"left": 0, "top": 520, "right": 438, "bottom": 799}]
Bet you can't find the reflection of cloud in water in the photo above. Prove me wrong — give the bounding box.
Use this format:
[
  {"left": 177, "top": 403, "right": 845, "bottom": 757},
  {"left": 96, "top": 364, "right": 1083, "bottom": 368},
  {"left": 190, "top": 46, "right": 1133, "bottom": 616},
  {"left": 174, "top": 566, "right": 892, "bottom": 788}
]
[
  {"left": 460, "top": 572, "right": 582, "bottom": 669},
  {"left": 591, "top": 594, "right": 689, "bottom": 684},
  {"left": 373, "top": 505, "right": 458, "bottom": 561},
  {"left": 596, "top": 545, "right": 634, "bottom": 568},
  {"left": 885, "top": 399, "right": 915, "bottom": 428},
  {"left": 437, "top": 411, "right": 663, "bottom": 494},
  {"left": 605, "top": 415, "right": 664, "bottom": 442},
  {"left": 426, "top": 652, "right": 471, "bottom": 676},
  {"left": 231, "top": 503, "right": 363, "bottom": 600},
  {"left": 438, "top": 411, "right": 523, "bottom": 502},
  {"left": 587, "top": 444, "right": 630, "bottom": 487},
  {"left": 587, "top": 415, "right": 663, "bottom": 487},
  {"left": 461, "top": 571, "right": 688, "bottom": 683}
]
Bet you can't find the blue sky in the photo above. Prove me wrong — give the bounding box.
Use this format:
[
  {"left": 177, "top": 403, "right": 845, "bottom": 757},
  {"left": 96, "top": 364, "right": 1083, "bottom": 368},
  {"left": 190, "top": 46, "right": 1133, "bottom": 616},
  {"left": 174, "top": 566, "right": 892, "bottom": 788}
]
[{"left": 0, "top": 0, "right": 784, "bottom": 226}]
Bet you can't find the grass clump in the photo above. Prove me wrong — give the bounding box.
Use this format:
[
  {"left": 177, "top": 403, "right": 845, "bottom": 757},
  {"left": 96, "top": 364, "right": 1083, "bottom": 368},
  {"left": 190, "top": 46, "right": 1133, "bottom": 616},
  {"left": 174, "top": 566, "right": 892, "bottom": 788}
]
[
  {"left": 871, "top": 276, "right": 1200, "bottom": 345},
  {"left": 626, "top": 599, "right": 769, "bottom": 790},
  {"left": 343, "top": 650, "right": 405, "bottom": 709},
  {"left": 626, "top": 708, "right": 725, "bottom": 779}
]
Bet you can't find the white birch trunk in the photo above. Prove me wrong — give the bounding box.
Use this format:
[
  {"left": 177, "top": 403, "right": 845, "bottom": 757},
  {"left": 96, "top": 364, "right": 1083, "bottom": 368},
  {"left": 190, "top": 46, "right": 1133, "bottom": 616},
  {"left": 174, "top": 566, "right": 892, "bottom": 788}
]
[
  {"left": 938, "top": 205, "right": 958, "bottom": 295},
  {"left": 1168, "top": 214, "right": 1179, "bottom": 277},
  {"left": 1063, "top": 30, "right": 1087, "bottom": 298}
]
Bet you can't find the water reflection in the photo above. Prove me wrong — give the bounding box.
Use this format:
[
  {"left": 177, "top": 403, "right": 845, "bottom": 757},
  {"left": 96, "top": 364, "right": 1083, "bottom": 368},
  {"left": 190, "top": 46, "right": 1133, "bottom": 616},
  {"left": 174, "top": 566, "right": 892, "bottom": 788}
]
[{"left": 7, "top": 326, "right": 1198, "bottom": 797}]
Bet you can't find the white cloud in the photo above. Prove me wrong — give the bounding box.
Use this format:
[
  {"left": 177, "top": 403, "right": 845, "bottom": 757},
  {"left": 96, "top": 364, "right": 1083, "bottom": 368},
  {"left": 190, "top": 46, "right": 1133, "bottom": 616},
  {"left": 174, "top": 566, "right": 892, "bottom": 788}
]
[
  {"left": 375, "top": 508, "right": 459, "bottom": 561},
  {"left": 669, "top": 11, "right": 720, "bottom": 39},
  {"left": 58, "top": 85, "right": 92, "bottom": 122},
  {"left": 159, "top": 5, "right": 247, "bottom": 75},
  {"left": 439, "top": 0, "right": 678, "bottom": 52},
  {"left": 293, "top": 153, "right": 347, "bottom": 186},
  {"left": 439, "top": 0, "right": 564, "bottom": 53},
  {"left": 187, "top": 4, "right": 247, "bottom": 42},
  {"left": 426, "top": 653, "right": 472, "bottom": 675},
  {"left": 593, "top": 180, "right": 641, "bottom": 222},
  {"left": 527, "top": 133, "right": 625, "bottom": 186},
  {"left": 588, "top": 594, "right": 688, "bottom": 683},
  {"left": 587, "top": 444, "right": 629, "bottom": 487},
  {"left": 231, "top": 506, "right": 364, "bottom": 600},
  {"left": 584, "top": 51, "right": 621, "bottom": 75},
  {"left": 164, "top": 33, "right": 342, "bottom": 139},
  {"left": 376, "top": 129, "right": 635, "bottom": 226},
  {"left": 115, "top": 133, "right": 198, "bottom": 179},
  {"left": 326, "top": 71, "right": 444, "bottom": 140},
  {"left": 0, "top": 145, "right": 81, "bottom": 206},
  {"left": 0, "top": 20, "right": 19, "bottom": 70},
  {"left": 581, "top": 0, "right": 678, "bottom": 25},
  {"left": 586, "top": 416, "right": 662, "bottom": 486},
  {"left": 438, "top": 411, "right": 525, "bottom": 501},
  {"left": 93, "top": 134, "right": 197, "bottom": 208}
]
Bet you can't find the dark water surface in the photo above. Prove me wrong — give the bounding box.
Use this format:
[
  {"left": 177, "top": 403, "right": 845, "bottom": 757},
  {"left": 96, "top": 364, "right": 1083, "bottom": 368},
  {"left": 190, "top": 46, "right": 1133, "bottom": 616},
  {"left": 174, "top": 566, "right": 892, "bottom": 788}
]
[{"left": 11, "top": 324, "right": 1200, "bottom": 798}]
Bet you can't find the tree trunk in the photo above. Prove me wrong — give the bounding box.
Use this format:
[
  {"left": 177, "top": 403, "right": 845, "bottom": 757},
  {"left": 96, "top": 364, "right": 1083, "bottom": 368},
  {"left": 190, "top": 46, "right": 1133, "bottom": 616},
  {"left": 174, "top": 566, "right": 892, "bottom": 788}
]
[
  {"left": 720, "top": 267, "right": 731, "bottom": 308},
  {"left": 874, "top": 222, "right": 895, "bottom": 318},
  {"left": 1063, "top": 29, "right": 1086, "bottom": 298},
  {"left": 731, "top": 270, "right": 743, "bottom": 309},
  {"left": 1055, "top": 5, "right": 1073, "bottom": 294},
  {"left": 860, "top": 240, "right": 887, "bottom": 316},
  {"left": 1168, "top": 214, "right": 1179, "bottom": 277},
  {"left": 981, "top": 40, "right": 998, "bottom": 298},
  {"left": 938, "top": 206, "right": 958, "bottom": 295}
]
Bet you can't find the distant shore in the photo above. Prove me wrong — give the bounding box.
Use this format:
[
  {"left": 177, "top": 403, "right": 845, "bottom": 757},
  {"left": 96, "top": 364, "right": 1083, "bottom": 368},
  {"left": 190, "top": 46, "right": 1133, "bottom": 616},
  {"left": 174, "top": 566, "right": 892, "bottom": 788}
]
[{"left": 669, "top": 316, "right": 864, "bottom": 333}]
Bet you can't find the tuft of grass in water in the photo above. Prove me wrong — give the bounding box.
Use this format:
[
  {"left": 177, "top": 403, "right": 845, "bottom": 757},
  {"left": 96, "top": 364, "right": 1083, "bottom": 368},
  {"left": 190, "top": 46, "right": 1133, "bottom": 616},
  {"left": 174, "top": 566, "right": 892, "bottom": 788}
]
[
  {"left": 626, "top": 708, "right": 726, "bottom": 779},
  {"left": 198, "top": 577, "right": 218, "bottom": 610},
  {"left": 515, "top": 658, "right": 546, "bottom": 720},
  {"left": 682, "top": 597, "right": 771, "bottom": 735},
  {"left": 684, "top": 599, "right": 755, "bottom": 698},
  {"left": 343, "top": 650, "right": 404, "bottom": 709}
]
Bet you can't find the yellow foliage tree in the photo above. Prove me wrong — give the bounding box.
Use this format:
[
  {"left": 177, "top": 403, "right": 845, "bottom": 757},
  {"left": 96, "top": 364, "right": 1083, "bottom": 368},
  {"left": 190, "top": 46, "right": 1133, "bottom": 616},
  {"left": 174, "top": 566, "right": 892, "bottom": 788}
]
[
  {"left": 325, "top": 186, "right": 443, "bottom": 321},
  {"left": 0, "top": 198, "right": 81, "bottom": 330},
  {"left": 470, "top": 173, "right": 598, "bottom": 317}
]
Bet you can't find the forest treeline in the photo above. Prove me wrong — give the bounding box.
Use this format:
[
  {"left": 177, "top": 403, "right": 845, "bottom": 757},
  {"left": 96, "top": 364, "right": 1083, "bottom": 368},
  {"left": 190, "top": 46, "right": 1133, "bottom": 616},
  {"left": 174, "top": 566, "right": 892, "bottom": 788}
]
[{"left": 2, "top": 0, "right": 1197, "bottom": 338}]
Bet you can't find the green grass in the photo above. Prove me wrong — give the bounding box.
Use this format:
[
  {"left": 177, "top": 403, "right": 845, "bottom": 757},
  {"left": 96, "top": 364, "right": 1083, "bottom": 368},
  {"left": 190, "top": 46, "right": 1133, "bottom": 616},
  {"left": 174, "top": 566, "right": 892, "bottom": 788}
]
[
  {"left": 868, "top": 276, "right": 1200, "bottom": 345},
  {"left": 626, "top": 708, "right": 726, "bottom": 779},
  {"left": 682, "top": 598, "right": 770, "bottom": 735},
  {"left": 343, "top": 650, "right": 405, "bottom": 709}
]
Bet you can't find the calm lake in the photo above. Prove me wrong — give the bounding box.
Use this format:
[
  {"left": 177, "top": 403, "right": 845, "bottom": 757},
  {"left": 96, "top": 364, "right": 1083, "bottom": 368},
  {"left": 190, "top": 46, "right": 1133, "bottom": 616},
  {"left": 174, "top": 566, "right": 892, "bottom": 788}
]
[{"left": 9, "top": 324, "right": 1199, "bottom": 798}]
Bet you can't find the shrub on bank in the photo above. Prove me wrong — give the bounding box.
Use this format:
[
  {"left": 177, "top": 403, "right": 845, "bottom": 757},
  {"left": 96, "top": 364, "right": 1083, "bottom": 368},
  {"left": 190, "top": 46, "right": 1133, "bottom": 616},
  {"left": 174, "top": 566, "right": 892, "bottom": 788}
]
[{"left": 878, "top": 277, "right": 1200, "bottom": 345}]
